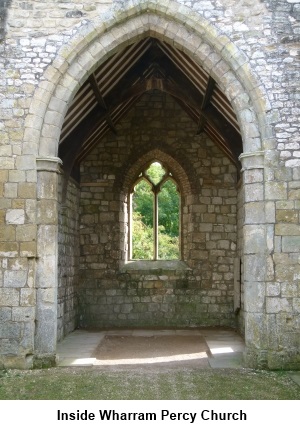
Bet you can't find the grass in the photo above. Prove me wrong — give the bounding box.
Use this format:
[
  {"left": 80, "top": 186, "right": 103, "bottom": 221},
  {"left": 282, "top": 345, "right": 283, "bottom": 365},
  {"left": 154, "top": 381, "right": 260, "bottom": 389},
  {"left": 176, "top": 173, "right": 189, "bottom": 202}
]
[{"left": 0, "top": 367, "right": 299, "bottom": 400}]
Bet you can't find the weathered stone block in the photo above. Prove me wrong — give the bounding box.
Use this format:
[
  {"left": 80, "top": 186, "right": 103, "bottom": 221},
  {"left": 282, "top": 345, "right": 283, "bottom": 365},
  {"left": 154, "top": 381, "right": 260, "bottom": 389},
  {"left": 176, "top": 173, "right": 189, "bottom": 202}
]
[
  {"left": 0, "top": 289, "right": 19, "bottom": 306},
  {"left": 4, "top": 270, "right": 27, "bottom": 289},
  {"left": 244, "top": 281, "right": 265, "bottom": 312},
  {"left": 282, "top": 236, "right": 300, "bottom": 252},
  {"left": 275, "top": 223, "right": 300, "bottom": 236},
  {"left": 18, "top": 182, "right": 37, "bottom": 199},
  {"left": 266, "top": 297, "right": 292, "bottom": 314},
  {"left": 244, "top": 255, "right": 266, "bottom": 282},
  {"left": 16, "top": 155, "right": 35, "bottom": 171},
  {"left": 243, "top": 169, "right": 264, "bottom": 184},
  {"left": 4, "top": 183, "right": 18, "bottom": 198},
  {"left": 39, "top": 288, "right": 56, "bottom": 304},
  {"left": 0, "top": 307, "right": 12, "bottom": 322},
  {"left": 244, "top": 312, "right": 268, "bottom": 350},
  {"left": 265, "top": 182, "right": 287, "bottom": 201},
  {"left": 37, "top": 171, "right": 58, "bottom": 199},
  {"left": 12, "top": 307, "right": 35, "bottom": 322},
  {"left": 6, "top": 209, "right": 25, "bottom": 225},
  {"left": 37, "top": 225, "right": 57, "bottom": 256},
  {"left": 0, "top": 322, "right": 21, "bottom": 338},
  {"left": 20, "top": 241, "right": 37, "bottom": 257},
  {"left": 35, "top": 306, "right": 57, "bottom": 354},
  {"left": 288, "top": 189, "right": 300, "bottom": 200},
  {"left": 16, "top": 224, "right": 37, "bottom": 242},
  {"left": 266, "top": 313, "right": 279, "bottom": 350},
  {"left": 20, "top": 321, "right": 34, "bottom": 351},
  {"left": 244, "top": 183, "right": 263, "bottom": 202},
  {"left": 0, "top": 157, "right": 15, "bottom": 170},
  {"left": 20, "top": 288, "right": 35, "bottom": 306},
  {"left": 275, "top": 261, "right": 298, "bottom": 282},
  {"left": 294, "top": 299, "right": 300, "bottom": 313},
  {"left": 244, "top": 202, "right": 265, "bottom": 224},
  {"left": 265, "top": 202, "right": 275, "bottom": 223},
  {"left": 281, "top": 283, "right": 298, "bottom": 298},
  {"left": 37, "top": 200, "right": 58, "bottom": 224},
  {"left": 0, "top": 242, "right": 18, "bottom": 257},
  {"left": 266, "top": 282, "right": 281, "bottom": 297},
  {"left": 36, "top": 255, "right": 56, "bottom": 289},
  {"left": 276, "top": 209, "right": 298, "bottom": 223},
  {"left": 244, "top": 225, "right": 266, "bottom": 254}
]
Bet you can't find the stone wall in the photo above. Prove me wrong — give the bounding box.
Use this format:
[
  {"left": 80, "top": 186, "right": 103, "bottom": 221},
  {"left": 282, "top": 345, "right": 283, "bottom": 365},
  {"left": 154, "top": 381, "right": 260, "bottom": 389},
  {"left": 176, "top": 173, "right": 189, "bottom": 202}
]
[
  {"left": 57, "top": 176, "right": 80, "bottom": 342},
  {"left": 236, "top": 179, "right": 244, "bottom": 333},
  {"left": 78, "top": 91, "right": 238, "bottom": 328}
]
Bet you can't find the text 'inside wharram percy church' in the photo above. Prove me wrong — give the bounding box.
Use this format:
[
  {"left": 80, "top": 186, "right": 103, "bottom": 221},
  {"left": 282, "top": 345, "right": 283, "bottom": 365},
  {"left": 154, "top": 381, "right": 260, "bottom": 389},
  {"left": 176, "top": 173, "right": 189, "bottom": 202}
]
[{"left": 57, "top": 409, "right": 247, "bottom": 422}]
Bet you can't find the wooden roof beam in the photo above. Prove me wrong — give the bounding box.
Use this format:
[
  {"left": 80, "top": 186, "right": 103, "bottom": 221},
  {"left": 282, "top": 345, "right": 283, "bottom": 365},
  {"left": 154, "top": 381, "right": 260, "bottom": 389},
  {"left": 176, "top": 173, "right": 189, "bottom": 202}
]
[
  {"left": 196, "top": 76, "right": 215, "bottom": 134},
  {"left": 152, "top": 55, "right": 242, "bottom": 160},
  {"left": 89, "top": 73, "right": 117, "bottom": 135}
]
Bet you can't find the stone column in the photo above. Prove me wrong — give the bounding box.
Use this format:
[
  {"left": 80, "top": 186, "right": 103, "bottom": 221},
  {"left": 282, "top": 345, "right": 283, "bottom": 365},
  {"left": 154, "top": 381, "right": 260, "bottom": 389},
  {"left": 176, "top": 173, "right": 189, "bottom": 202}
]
[
  {"left": 34, "top": 156, "right": 62, "bottom": 367},
  {"left": 239, "top": 151, "right": 270, "bottom": 368}
]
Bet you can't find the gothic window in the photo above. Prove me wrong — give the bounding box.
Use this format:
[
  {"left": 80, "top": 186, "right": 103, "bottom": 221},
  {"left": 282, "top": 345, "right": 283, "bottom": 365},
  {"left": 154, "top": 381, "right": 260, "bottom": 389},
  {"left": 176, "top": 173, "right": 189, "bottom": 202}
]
[{"left": 129, "top": 161, "right": 180, "bottom": 260}]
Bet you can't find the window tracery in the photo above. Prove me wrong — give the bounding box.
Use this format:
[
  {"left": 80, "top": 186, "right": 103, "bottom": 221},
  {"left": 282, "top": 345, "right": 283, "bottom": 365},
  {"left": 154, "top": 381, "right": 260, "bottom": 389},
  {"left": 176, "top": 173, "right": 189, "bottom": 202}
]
[{"left": 129, "top": 161, "right": 180, "bottom": 260}]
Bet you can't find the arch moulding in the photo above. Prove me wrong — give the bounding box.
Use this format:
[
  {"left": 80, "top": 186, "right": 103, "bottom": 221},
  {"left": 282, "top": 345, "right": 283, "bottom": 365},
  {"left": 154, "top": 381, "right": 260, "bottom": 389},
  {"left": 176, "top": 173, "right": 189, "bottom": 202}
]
[
  {"left": 25, "top": 0, "right": 270, "bottom": 162},
  {"left": 27, "top": 0, "right": 274, "bottom": 369},
  {"left": 116, "top": 147, "right": 196, "bottom": 196}
]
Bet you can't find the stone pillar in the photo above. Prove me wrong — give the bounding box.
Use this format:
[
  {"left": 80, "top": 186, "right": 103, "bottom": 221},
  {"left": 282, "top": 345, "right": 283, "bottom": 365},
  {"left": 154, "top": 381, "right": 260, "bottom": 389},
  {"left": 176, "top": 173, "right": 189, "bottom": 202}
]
[
  {"left": 34, "top": 156, "right": 62, "bottom": 367},
  {"left": 239, "top": 151, "right": 270, "bottom": 368}
]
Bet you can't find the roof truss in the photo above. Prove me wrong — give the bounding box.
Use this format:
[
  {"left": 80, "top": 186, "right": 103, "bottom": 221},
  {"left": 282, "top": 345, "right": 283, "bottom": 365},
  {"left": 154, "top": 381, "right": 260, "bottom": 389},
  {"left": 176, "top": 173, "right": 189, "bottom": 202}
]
[{"left": 58, "top": 37, "right": 243, "bottom": 181}]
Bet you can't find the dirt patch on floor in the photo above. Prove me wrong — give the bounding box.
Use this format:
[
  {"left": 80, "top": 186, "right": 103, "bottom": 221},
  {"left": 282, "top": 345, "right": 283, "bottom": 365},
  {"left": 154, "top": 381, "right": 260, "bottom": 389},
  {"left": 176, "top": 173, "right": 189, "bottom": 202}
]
[{"left": 94, "top": 335, "right": 210, "bottom": 369}]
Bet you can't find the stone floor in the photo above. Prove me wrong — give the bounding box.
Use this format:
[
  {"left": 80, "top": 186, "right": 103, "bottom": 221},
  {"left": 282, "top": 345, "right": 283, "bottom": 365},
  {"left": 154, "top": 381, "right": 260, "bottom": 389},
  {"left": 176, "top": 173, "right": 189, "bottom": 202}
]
[{"left": 56, "top": 328, "right": 245, "bottom": 369}]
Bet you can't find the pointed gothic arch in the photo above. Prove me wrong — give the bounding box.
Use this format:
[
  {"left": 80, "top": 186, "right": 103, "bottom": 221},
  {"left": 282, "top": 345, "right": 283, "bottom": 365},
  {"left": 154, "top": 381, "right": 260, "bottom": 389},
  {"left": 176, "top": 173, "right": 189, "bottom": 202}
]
[
  {"left": 26, "top": 0, "right": 273, "bottom": 369},
  {"left": 25, "top": 0, "right": 270, "bottom": 160}
]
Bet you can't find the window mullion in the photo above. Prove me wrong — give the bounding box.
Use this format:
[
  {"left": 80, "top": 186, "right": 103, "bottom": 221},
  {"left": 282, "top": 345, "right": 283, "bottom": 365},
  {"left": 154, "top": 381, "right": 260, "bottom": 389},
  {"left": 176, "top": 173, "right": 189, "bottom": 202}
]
[{"left": 154, "top": 190, "right": 158, "bottom": 260}]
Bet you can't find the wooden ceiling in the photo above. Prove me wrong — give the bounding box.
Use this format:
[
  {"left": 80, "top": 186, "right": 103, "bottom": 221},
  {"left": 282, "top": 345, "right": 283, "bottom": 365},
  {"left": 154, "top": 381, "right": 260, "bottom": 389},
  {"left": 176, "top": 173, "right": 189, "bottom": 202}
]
[{"left": 58, "top": 37, "right": 243, "bottom": 179}]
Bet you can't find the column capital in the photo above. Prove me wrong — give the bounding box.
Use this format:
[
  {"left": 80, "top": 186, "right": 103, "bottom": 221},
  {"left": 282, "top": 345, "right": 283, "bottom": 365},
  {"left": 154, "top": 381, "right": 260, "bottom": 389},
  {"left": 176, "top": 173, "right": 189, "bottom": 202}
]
[
  {"left": 36, "top": 156, "right": 63, "bottom": 172},
  {"left": 239, "top": 151, "right": 265, "bottom": 171}
]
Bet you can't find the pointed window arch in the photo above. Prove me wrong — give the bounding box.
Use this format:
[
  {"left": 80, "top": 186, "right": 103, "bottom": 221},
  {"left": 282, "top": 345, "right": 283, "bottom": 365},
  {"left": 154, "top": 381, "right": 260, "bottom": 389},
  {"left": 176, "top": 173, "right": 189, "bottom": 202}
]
[{"left": 129, "top": 161, "right": 180, "bottom": 260}]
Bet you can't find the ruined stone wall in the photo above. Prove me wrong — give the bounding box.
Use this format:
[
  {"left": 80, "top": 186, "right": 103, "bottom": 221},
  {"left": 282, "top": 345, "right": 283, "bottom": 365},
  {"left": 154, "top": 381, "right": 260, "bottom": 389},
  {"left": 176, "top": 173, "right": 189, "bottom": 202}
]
[
  {"left": 79, "top": 91, "right": 237, "bottom": 328},
  {"left": 57, "top": 176, "right": 80, "bottom": 342},
  {"left": 0, "top": 0, "right": 299, "bottom": 369}
]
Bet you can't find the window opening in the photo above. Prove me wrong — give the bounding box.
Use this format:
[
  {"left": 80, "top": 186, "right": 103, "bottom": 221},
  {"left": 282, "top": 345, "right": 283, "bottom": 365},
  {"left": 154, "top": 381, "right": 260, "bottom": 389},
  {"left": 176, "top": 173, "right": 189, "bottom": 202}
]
[{"left": 130, "top": 162, "right": 180, "bottom": 260}]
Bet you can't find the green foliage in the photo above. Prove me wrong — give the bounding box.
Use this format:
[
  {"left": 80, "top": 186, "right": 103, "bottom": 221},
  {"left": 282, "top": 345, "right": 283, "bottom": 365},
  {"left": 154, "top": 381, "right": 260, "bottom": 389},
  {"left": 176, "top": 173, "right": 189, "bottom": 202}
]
[
  {"left": 158, "top": 180, "right": 179, "bottom": 237},
  {"left": 146, "top": 162, "right": 166, "bottom": 185},
  {"left": 133, "top": 180, "right": 154, "bottom": 228},
  {"left": 132, "top": 212, "right": 179, "bottom": 260},
  {"left": 132, "top": 212, "right": 153, "bottom": 260},
  {"left": 158, "top": 224, "right": 179, "bottom": 259}
]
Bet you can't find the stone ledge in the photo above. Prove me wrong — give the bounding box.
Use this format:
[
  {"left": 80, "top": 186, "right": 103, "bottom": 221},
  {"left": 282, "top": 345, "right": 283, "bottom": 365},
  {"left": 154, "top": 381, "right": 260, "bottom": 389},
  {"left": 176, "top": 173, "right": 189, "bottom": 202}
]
[{"left": 120, "top": 260, "right": 191, "bottom": 273}]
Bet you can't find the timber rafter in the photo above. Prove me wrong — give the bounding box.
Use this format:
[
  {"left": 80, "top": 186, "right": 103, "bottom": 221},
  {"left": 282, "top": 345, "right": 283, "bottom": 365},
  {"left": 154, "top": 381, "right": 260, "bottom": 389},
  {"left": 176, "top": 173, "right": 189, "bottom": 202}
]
[{"left": 58, "top": 37, "right": 243, "bottom": 181}]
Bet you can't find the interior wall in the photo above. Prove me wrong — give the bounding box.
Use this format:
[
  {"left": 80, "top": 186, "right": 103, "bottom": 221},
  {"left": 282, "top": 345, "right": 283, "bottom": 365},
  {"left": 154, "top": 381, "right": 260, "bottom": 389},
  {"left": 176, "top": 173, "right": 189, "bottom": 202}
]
[
  {"left": 78, "top": 91, "right": 238, "bottom": 328},
  {"left": 57, "top": 176, "right": 80, "bottom": 341}
]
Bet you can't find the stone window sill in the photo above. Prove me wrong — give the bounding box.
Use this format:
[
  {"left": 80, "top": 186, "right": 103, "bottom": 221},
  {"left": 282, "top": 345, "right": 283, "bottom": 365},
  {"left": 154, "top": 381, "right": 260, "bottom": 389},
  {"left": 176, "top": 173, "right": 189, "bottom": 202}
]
[{"left": 119, "top": 260, "right": 191, "bottom": 274}]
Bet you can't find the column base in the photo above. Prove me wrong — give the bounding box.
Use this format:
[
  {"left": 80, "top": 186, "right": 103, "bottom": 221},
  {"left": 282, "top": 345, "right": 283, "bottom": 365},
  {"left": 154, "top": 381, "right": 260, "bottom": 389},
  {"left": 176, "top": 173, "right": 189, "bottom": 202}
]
[
  {"left": 244, "top": 347, "right": 300, "bottom": 370},
  {"left": 33, "top": 354, "right": 57, "bottom": 369}
]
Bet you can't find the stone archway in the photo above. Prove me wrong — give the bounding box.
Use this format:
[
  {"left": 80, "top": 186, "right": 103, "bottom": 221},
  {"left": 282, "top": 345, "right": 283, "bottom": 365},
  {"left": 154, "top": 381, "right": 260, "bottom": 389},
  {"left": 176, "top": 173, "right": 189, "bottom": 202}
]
[{"left": 26, "top": 1, "right": 271, "bottom": 368}]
